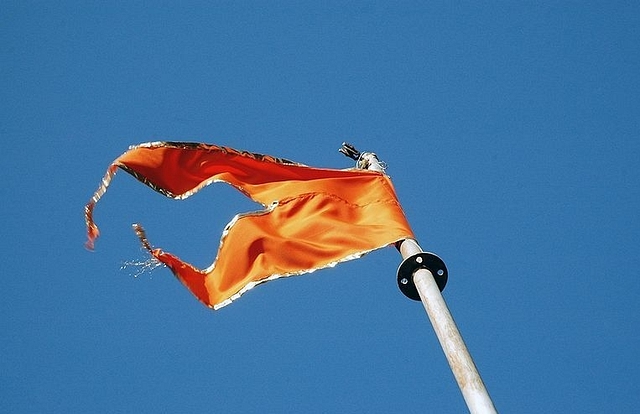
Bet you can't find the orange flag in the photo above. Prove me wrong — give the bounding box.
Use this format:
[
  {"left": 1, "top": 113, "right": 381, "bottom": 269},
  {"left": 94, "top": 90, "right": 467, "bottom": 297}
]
[{"left": 85, "top": 142, "right": 414, "bottom": 309}]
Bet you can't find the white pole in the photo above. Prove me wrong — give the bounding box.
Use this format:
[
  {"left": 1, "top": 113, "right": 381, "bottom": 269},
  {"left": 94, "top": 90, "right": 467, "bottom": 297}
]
[
  {"left": 355, "top": 148, "right": 497, "bottom": 413},
  {"left": 399, "top": 240, "right": 497, "bottom": 414}
]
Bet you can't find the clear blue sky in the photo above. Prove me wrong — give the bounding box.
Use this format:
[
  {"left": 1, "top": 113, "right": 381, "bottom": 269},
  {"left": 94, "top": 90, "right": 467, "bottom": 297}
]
[{"left": 2, "top": 2, "right": 639, "bottom": 413}]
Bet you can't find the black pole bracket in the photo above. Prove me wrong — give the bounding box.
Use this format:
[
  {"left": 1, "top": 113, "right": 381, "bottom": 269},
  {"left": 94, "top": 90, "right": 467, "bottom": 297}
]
[{"left": 397, "top": 252, "right": 448, "bottom": 301}]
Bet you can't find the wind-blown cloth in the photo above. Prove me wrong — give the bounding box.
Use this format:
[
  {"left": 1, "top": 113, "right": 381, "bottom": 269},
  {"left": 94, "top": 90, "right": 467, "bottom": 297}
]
[{"left": 85, "top": 142, "right": 414, "bottom": 309}]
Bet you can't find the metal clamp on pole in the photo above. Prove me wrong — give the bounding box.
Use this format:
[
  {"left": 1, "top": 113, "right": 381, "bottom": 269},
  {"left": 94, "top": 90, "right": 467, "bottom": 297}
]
[
  {"left": 339, "top": 142, "right": 360, "bottom": 161},
  {"left": 397, "top": 252, "right": 448, "bottom": 300}
]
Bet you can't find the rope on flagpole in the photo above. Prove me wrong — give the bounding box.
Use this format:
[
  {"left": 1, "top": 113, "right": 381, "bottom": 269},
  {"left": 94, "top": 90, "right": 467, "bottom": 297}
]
[{"left": 340, "top": 143, "right": 497, "bottom": 414}]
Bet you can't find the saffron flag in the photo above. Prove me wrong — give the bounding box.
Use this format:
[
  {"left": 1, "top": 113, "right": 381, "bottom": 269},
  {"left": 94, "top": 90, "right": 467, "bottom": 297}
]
[{"left": 85, "top": 142, "right": 414, "bottom": 309}]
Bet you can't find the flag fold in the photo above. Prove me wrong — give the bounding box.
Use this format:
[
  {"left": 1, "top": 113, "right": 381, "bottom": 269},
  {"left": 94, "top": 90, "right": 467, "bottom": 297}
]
[{"left": 85, "top": 142, "right": 414, "bottom": 309}]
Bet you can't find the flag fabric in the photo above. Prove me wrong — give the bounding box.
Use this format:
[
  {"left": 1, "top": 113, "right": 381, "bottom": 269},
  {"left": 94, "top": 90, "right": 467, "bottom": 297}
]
[{"left": 85, "top": 142, "right": 414, "bottom": 309}]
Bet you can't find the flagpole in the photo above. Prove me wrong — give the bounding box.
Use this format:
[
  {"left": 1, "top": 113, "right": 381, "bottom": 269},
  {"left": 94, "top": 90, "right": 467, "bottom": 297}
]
[
  {"left": 398, "top": 239, "right": 497, "bottom": 414},
  {"left": 341, "top": 144, "right": 497, "bottom": 414}
]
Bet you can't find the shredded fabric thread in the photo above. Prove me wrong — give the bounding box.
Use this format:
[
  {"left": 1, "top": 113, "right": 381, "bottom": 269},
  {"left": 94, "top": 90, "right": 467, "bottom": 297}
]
[{"left": 120, "top": 256, "right": 164, "bottom": 279}]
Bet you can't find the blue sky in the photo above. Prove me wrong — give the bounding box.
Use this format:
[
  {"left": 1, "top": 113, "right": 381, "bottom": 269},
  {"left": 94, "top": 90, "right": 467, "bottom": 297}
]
[{"left": 2, "top": 2, "right": 639, "bottom": 412}]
